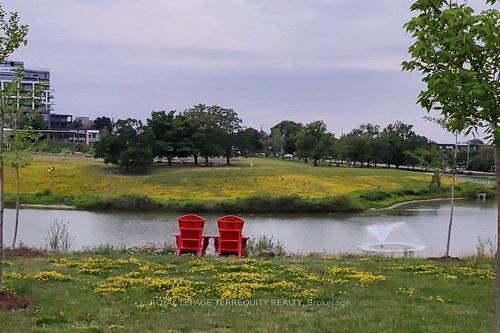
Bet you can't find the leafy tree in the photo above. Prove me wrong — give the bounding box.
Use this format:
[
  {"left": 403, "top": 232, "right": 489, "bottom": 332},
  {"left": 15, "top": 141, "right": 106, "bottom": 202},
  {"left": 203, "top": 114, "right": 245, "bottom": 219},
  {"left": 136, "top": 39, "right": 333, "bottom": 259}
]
[
  {"left": 147, "top": 111, "right": 177, "bottom": 165},
  {"left": 313, "top": 132, "right": 336, "bottom": 162},
  {"left": 5, "top": 130, "right": 38, "bottom": 248},
  {"left": 94, "top": 116, "right": 113, "bottom": 133},
  {"left": 19, "top": 112, "right": 47, "bottom": 130},
  {"left": 402, "top": 0, "right": 499, "bottom": 322},
  {"left": 381, "top": 121, "right": 421, "bottom": 168},
  {"left": 269, "top": 126, "right": 284, "bottom": 156},
  {"left": 371, "top": 137, "right": 392, "bottom": 167},
  {"left": 0, "top": 5, "right": 28, "bottom": 292},
  {"left": 413, "top": 145, "right": 445, "bottom": 170},
  {"left": 184, "top": 104, "right": 224, "bottom": 166},
  {"left": 94, "top": 119, "right": 153, "bottom": 172},
  {"left": 270, "top": 120, "right": 303, "bottom": 155},
  {"left": 3, "top": 69, "right": 42, "bottom": 249},
  {"left": 350, "top": 123, "right": 381, "bottom": 137},
  {"left": 207, "top": 105, "right": 242, "bottom": 165},
  {"left": 295, "top": 121, "right": 328, "bottom": 166},
  {"left": 235, "top": 127, "right": 262, "bottom": 156},
  {"left": 469, "top": 145, "right": 495, "bottom": 172},
  {"left": 257, "top": 128, "right": 273, "bottom": 157},
  {"left": 338, "top": 134, "right": 372, "bottom": 166}
]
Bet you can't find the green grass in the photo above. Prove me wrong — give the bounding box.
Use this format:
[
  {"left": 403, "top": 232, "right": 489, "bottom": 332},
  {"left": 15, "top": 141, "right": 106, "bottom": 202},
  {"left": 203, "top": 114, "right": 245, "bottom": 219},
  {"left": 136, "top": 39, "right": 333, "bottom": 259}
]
[
  {"left": 1, "top": 253, "right": 494, "bottom": 332},
  {"left": 4, "top": 155, "right": 494, "bottom": 212}
]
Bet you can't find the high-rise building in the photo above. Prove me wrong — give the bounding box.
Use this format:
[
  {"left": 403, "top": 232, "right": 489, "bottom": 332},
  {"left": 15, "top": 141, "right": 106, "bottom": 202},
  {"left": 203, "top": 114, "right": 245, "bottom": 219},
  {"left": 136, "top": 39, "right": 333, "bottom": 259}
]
[{"left": 0, "top": 61, "right": 53, "bottom": 121}]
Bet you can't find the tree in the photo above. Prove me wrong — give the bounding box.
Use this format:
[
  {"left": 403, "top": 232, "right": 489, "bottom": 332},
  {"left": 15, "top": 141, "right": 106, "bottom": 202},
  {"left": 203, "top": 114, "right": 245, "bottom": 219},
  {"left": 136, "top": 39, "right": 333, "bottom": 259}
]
[
  {"left": 19, "top": 112, "right": 47, "bottom": 130},
  {"left": 0, "top": 5, "right": 28, "bottom": 292},
  {"left": 402, "top": 0, "right": 499, "bottom": 328},
  {"left": 412, "top": 145, "right": 445, "bottom": 170},
  {"left": 147, "top": 111, "right": 177, "bottom": 165},
  {"left": 184, "top": 104, "right": 224, "bottom": 166},
  {"left": 381, "top": 121, "right": 420, "bottom": 168},
  {"left": 3, "top": 69, "right": 42, "bottom": 249},
  {"left": 235, "top": 127, "right": 262, "bottom": 156},
  {"left": 94, "top": 118, "right": 153, "bottom": 172},
  {"left": 6, "top": 130, "right": 38, "bottom": 248},
  {"left": 207, "top": 105, "right": 242, "bottom": 165},
  {"left": 313, "top": 132, "right": 336, "bottom": 162},
  {"left": 94, "top": 116, "right": 113, "bottom": 133},
  {"left": 469, "top": 145, "right": 495, "bottom": 171},
  {"left": 338, "top": 134, "right": 372, "bottom": 166},
  {"left": 295, "top": 121, "right": 328, "bottom": 166},
  {"left": 270, "top": 120, "right": 303, "bottom": 156},
  {"left": 350, "top": 123, "right": 380, "bottom": 137}
]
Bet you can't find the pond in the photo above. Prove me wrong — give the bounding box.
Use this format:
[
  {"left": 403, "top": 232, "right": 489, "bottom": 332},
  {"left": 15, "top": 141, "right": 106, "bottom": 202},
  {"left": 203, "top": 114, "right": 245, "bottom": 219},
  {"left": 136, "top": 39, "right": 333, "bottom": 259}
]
[{"left": 2, "top": 200, "right": 496, "bottom": 257}]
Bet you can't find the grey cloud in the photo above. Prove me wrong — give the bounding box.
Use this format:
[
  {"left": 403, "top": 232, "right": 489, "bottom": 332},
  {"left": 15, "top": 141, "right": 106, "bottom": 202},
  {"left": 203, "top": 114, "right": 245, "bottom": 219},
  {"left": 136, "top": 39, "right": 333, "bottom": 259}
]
[{"left": 3, "top": 0, "right": 491, "bottom": 142}]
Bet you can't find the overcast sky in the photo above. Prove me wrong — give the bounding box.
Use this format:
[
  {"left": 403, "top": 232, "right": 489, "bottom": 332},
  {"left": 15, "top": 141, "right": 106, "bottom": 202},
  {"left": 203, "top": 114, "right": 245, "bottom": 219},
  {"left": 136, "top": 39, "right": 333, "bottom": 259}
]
[{"left": 2, "top": 0, "right": 494, "bottom": 142}]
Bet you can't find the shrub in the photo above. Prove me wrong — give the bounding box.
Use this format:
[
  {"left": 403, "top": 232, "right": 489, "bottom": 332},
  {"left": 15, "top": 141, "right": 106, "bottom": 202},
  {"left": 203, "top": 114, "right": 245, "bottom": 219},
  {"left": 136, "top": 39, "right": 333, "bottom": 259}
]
[
  {"left": 86, "top": 194, "right": 162, "bottom": 210},
  {"left": 429, "top": 171, "right": 441, "bottom": 193},
  {"left": 246, "top": 235, "right": 286, "bottom": 257},
  {"left": 360, "top": 191, "right": 391, "bottom": 201},
  {"left": 45, "top": 220, "right": 75, "bottom": 252}
]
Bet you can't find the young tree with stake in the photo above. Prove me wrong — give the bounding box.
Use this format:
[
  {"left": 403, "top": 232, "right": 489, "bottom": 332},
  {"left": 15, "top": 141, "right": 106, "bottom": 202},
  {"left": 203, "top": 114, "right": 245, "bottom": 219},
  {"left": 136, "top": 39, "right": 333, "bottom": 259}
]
[{"left": 402, "top": 0, "right": 499, "bottom": 329}]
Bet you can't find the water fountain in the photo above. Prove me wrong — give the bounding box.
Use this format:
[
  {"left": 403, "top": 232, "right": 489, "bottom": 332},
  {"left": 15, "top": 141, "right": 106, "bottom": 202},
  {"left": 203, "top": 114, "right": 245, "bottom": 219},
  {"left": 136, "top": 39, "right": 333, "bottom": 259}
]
[{"left": 356, "top": 221, "right": 426, "bottom": 253}]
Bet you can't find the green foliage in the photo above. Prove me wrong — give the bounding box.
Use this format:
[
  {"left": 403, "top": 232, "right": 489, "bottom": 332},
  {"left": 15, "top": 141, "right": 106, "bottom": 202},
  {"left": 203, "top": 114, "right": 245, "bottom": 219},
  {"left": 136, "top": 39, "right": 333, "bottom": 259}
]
[
  {"left": 234, "top": 128, "right": 262, "bottom": 156},
  {"left": 402, "top": 0, "right": 500, "bottom": 142},
  {"left": 270, "top": 120, "right": 303, "bottom": 155},
  {"left": 360, "top": 191, "right": 392, "bottom": 202},
  {"left": 295, "top": 121, "right": 335, "bottom": 165},
  {"left": 429, "top": 171, "right": 442, "bottom": 193},
  {"left": 246, "top": 235, "right": 286, "bottom": 257},
  {"left": 94, "top": 118, "right": 154, "bottom": 173},
  {"left": 93, "top": 116, "right": 113, "bottom": 132},
  {"left": 1, "top": 254, "right": 495, "bottom": 332},
  {"left": 87, "top": 194, "right": 161, "bottom": 210},
  {"left": 19, "top": 112, "right": 47, "bottom": 130},
  {"left": 28, "top": 140, "right": 91, "bottom": 154}
]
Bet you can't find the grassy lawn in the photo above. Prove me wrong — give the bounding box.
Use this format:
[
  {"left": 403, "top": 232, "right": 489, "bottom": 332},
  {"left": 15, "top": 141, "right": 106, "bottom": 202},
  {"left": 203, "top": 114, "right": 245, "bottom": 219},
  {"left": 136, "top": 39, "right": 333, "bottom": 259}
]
[
  {"left": 2, "top": 154, "right": 474, "bottom": 212},
  {"left": 7, "top": 155, "right": 433, "bottom": 200},
  {"left": 0, "top": 253, "right": 494, "bottom": 332}
]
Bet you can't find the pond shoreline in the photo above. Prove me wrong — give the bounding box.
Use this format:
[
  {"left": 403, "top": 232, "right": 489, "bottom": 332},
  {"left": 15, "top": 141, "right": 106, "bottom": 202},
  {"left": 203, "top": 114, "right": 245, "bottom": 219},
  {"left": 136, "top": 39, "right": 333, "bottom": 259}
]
[
  {"left": 15, "top": 195, "right": 477, "bottom": 213},
  {"left": 369, "top": 197, "right": 466, "bottom": 211}
]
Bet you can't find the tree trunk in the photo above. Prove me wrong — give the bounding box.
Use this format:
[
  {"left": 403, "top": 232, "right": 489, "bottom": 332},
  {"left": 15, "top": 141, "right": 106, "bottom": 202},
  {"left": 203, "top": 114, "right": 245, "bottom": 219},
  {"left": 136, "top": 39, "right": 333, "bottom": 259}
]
[
  {"left": 495, "top": 141, "right": 500, "bottom": 333},
  {"left": 12, "top": 166, "right": 20, "bottom": 248},
  {"left": 167, "top": 156, "right": 172, "bottom": 166},
  {"left": 194, "top": 155, "right": 198, "bottom": 166},
  {"left": 445, "top": 135, "right": 458, "bottom": 257},
  {"left": 226, "top": 154, "right": 230, "bottom": 165},
  {"left": 205, "top": 155, "right": 209, "bottom": 166}
]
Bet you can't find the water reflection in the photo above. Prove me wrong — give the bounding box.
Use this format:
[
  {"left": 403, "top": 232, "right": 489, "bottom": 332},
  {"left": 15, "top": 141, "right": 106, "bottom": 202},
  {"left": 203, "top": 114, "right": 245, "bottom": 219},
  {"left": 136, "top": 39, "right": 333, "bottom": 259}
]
[{"left": 3, "top": 200, "right": 496, "bottom": 257}]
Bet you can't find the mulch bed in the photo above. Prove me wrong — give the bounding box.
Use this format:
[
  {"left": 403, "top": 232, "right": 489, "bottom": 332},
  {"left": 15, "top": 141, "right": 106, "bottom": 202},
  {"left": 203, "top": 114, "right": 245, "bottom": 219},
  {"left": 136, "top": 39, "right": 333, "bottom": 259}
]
[{"left": 0, "top": 291, "right": 32, "bottom": 310}]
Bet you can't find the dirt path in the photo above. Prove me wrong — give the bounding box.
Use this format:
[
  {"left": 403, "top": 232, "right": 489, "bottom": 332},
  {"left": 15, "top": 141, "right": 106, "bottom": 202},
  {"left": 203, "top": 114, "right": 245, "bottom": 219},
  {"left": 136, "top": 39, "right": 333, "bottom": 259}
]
[{"left": 371, "top": 197, "right": 464, "bottom": 211}]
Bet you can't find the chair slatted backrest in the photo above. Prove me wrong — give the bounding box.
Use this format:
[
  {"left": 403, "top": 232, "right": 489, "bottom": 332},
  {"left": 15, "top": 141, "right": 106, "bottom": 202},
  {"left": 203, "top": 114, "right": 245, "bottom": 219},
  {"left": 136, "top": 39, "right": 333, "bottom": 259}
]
[
  {"left": 177, "top": 214, "right": 205, "bottom": 252},
  {"left": 217, "top": 215, "right": 244, "bottom": 253}
]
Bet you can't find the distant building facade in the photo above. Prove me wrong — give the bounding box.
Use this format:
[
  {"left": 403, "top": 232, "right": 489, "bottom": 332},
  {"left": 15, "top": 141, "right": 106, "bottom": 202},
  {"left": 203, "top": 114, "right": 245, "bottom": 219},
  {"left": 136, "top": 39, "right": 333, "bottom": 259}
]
[
  {"left": 39, "top": 129, "right": 100, "bottom": 144},
  {"left": 1, "top": 61, "right": 100, "bottom": 145},
  {"left": 49, "top": 113, "right": 73, "bottom": 129},
  {"left": 437, "top": 139, "right": 483, "bottom": 151},
  {"left": 0, "top": 61, "right": 52, "bottom": 118},
  {"left": 75, "top": 116, "right": 94, "bottom": 129}
]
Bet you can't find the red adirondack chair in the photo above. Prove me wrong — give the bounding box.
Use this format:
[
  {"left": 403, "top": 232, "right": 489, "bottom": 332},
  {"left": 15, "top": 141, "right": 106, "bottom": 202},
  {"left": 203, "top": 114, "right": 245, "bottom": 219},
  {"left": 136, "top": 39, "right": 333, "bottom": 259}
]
[
  {"left": 214, "top": 215, "right": 248, "bottom": 257},
  {"left": 175, "top": 214, "right": 206, "bottom": 256}
]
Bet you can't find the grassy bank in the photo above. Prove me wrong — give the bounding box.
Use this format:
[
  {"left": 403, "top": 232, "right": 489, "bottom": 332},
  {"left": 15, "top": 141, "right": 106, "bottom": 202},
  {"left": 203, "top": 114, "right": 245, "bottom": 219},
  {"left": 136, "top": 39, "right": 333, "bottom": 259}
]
[
  {"left": 4, "top": 155, "right": 494, "bottom": 213},
  {"left": 0, "top": 253, "right": 494, "bottom": 332}
]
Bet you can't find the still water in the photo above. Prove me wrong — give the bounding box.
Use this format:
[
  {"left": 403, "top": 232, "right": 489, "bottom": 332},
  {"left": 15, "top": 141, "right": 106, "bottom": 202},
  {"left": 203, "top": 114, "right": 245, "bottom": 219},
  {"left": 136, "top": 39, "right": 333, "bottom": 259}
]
[{"left": 3, "top": 200, "right": 496, "bottom": 257}]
